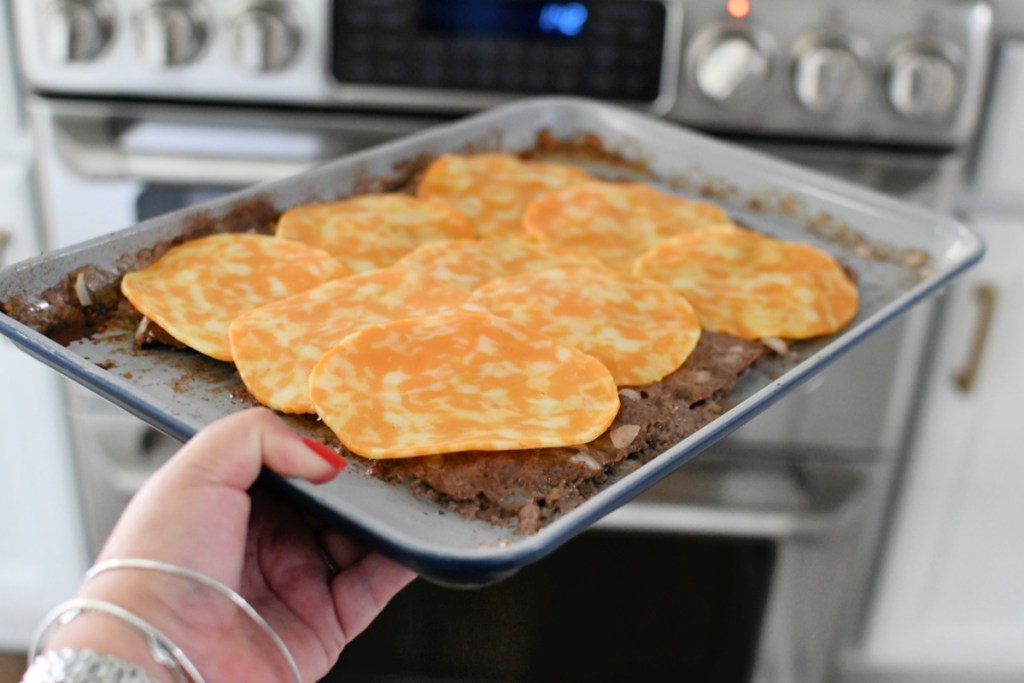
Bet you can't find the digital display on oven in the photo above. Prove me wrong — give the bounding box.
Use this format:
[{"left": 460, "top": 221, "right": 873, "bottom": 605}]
[
  {"left": 420, "top": 0, "right": 590, "bottom": 38},
  {"left": 330, "top": 0, "right": 667, "bottom": 101}
]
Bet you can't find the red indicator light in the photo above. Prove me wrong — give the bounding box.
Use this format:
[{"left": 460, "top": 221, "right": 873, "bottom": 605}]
[{"left": 727, "top": 0, "right": 751, "bottom": 19}]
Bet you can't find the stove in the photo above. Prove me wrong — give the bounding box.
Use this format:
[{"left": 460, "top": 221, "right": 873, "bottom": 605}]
[{"left": 15, "top": 0, "right": 991, "bottom": 144}]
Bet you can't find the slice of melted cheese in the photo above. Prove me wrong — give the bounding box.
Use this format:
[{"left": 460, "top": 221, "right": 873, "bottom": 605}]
[
  {"left": 523, "top": 180, "right": 729, "bottom": 271},
  {"left": 229, "top": 266, "right": 480, "bottom": 414},
  {"left": 633, "top": 224, "right": 859, "bottom": 340},
  {"left": 416, "top": 153, "right": 592, "bottom": 240},
  {"left": 121, "top": 233, "right": 346, "bottom": 361},
  {"left": 472, "top": 266, "right": 701, "bottom": 386},
  {"left": 275, "top": 193, "right": 475, "bottom": 273},
  {"left": 308, "top": 311, "right": 620, "bottom": 459},
  {"left": 395, "top": 235, "right": 606, "bottom": 291}
]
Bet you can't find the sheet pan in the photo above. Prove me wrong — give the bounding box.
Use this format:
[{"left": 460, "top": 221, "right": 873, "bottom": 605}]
[{"left": 0, "top": 97, "right": 983, "bottom": 585}]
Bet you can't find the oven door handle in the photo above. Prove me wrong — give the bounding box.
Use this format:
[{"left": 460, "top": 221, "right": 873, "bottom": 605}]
[
  {"left": 594, "top": 472, "right": 864, "bottom": 540},
  {"left": 51, "top": 116, "right": 317, "bottom": 186}
]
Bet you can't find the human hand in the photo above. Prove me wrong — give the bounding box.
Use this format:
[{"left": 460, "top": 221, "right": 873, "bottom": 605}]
[{"left": 48, "top": 407, "right": 415, "bottom": 683}]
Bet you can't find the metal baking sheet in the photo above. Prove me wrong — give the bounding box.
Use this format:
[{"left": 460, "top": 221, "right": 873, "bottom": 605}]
[{"left": 0, "top": 97, "right": 983, "bottom": 585}]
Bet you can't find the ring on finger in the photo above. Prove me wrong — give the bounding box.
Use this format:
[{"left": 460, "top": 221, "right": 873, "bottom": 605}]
[{"left": 316, "top": 536, "right": 341, "bottom": 579}]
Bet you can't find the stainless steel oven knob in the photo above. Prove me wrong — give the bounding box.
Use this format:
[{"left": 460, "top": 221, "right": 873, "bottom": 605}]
[
  {"left": 40, "top": 0, "right": 113, "bottom": 64},
  {"left": 791, "top": 36, "right": 868, "bottom": 116},
  {"left": 226, "top": 1, "right": 301, "bottom": 73},
  {"left": 885, "top": 43, "right": 961, "bottom": 121},
  {"left": 131, "top": 0, "right": 207, "bottom": 69},
  {"left": 691, "top": 26, "right": 774, "bottom": 104}
]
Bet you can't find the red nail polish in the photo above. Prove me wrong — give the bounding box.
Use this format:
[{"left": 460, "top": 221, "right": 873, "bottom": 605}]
[{"left": 302, "top": 437, "right": 348, "bottom": 470}]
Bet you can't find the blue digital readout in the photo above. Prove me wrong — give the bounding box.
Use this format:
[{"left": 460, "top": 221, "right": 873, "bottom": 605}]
[
  {"left": 538, "top": 3, "right": 589, "bottom": 36},
  {"left": 421, "top": 0, "right": 591, "bottom": 39}
]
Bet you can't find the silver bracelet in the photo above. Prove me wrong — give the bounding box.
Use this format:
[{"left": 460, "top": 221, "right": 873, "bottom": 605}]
[
  {"left": 85, "top": 558, "right": 301, "bottom": 683},
  {"left": 21, "top": 648, "right": 160, "bottom": 683},
  {"left": 29, "top": 599, "right": 204, "bottom": 683}
]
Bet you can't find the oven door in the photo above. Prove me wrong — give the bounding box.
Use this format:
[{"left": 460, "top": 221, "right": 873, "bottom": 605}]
[
  {"left": 26, "top": 96, "right": 962, "bottom": 682},
  {"left": 329, "top": 456, "right": 867, "bottom": 683},
  {"left": 29, "top": 96, "right": 447, "bottom": 249}
]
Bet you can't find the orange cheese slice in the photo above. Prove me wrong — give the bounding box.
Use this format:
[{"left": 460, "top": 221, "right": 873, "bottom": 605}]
[
  {"left": 229, "top": 267, "right": 479, "bottom": 414},
  {"left": 395, "top": 235, "right": 606, "bottom": 291},
  {"left": 523, "top": 180, "right": 729, "bottom": 271},
  {"left": 309, "top": 311, "right": 620, "bottom": 459},
  {"left": 633, "top": 224, "right": 859, "bottom": 340},
  {"left": 121, "top": 233, "right": 346, "bottom": 361},
  {"left": 275, "top": 193, "right": 475, "bottom": 273},
  {"left": 472, "top": 266, "right": 701, "bottom": 386},
  {"left": 416, "top": 153, "right": 591, "bottom": 240}
]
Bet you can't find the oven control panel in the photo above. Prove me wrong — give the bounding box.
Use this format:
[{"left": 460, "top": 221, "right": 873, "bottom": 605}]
[
  {"left": 330, "top": 0, "right": 670, "bottom": 103},
  {"left": 11, "top": 0, "right": 992, "bottom": 146},
  {"left": 671, "top": 0, "right": 992, "bottom": 145}
]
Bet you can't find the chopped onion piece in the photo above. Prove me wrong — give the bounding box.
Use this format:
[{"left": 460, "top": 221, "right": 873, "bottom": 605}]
[
  {"left": 568, "top": 452, "right": 602, "bottom": 471},
  {"left": 618, "top": 388, "right": 642, "bottom": 401},
  {"left": 609, "top": 424, "right": 641, "bottom": 450},
  {"left": 761, "top": 336, "right": 789, "bottom": 356},
  {"left": 134, "top": 316, "right": 152, "bottom": 346},
  {"left": 74, "top": 272, "right": 93, "bottom": 307}
]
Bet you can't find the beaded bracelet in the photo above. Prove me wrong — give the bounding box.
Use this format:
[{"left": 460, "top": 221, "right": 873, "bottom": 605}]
[
  {"left": 21, "top": 648, "right": 161, "bottom": 683},
  {"left": 29, "top": 598, "right": 205, "bottom": 683},
  {"left": 85, "top": 558, "right": 301, "bottom": 683}
]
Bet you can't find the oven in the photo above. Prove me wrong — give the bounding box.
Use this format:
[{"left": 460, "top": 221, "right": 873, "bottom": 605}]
[{"left": 8, "top": 0, "right": 994, "bottom": 681}]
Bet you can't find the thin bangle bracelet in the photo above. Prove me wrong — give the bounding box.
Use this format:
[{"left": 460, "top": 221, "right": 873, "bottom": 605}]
[
  {"left": 29, "top": 597, "right": 205, "bottom": 683},
  {"left": 85, "top": 558, "right": 302, "bottom": 683}
]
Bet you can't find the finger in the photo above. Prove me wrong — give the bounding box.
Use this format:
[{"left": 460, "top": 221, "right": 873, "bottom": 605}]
[
  {"left": 97, "top": 408, "right": 345, "bottom": 571},
  {"left": 159, "top": 407, "right": 346, "bottom": 494},
  {"left": 331, "top": 554, "right": 417, "bottom": 646}
]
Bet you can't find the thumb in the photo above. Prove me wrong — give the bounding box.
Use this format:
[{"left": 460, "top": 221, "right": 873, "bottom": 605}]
[
  {"left": 161, "top": 407, "right": 347, "bottom": 494},
  {"left": 96, "top": 407, "right": 345, "bottom": 568}
]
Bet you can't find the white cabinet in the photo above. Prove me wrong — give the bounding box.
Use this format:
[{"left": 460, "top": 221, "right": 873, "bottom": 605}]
[
  {"left": 847, "top": 40, "right": 1024, "bottom": 682},
  {"left": 853, "top": 214, "right": 1024, "bottom": 679},
  {"left": 0, "top": 2, "right": 89, "bottom": 650},
  {"left": 0, "top": 160, "right": 90, "bottom": 650}
]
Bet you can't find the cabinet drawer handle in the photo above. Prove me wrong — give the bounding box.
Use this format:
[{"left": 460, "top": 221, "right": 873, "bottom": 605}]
[
  {"left": 952, "top": 284, "right": 996, "bottom": 393},
  {"left": 0, "top": 229, "right": 9, "bottom": 347},
  {"left": 0, "top": 228, "right": 9, "bottom": 268}
]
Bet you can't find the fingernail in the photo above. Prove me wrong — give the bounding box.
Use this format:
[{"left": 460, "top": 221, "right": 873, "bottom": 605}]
[{"left": 302, "top": 437, "right": 348, "bottom": 471}]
